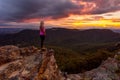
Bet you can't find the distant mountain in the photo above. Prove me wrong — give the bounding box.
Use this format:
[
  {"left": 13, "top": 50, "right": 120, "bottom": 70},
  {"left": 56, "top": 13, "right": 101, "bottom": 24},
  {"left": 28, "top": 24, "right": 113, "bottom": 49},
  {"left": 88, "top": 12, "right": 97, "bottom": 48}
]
[
  {"left": 112, "top": 29, "right": 120, "bottom": 33},
  {"left": 0, "top": 28, "right": 120, "bottom": 47},
  {"left": 46, "top": 28, "right": 120, "bottom": 43},
  {"left": 0, "top": 28, "right": 23, "bottom": 34},
  {"left": 0, "top": 28, "right": 120, "bottom": 43}
]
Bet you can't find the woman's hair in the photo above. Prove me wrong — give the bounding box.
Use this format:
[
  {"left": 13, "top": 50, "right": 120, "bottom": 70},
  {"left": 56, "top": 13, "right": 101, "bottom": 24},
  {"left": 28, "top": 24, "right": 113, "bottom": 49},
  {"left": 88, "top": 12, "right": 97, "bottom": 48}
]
[
  {"left": 40, "top": 21, "right": 45, "bottom": 32},
  {"left": 40, "top": 21, "right": 44, "bottom": 28}
]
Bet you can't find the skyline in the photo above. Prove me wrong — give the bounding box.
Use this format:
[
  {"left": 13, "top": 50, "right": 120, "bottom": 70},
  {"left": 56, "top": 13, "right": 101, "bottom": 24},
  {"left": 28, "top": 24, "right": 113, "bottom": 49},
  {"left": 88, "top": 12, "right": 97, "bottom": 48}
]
[{"left": 0, "top": 0, "right": 120, "bottom": 29}]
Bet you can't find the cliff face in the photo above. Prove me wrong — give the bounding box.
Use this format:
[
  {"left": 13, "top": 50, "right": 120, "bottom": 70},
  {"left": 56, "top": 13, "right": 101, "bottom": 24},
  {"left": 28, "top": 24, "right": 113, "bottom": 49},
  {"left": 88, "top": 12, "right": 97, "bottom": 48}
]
[
  {"left": 0, "top": 45, "right": 63, "bottom": 80},
  {"left": 0, "top": 45, "right": 120, "bottom": 80}
]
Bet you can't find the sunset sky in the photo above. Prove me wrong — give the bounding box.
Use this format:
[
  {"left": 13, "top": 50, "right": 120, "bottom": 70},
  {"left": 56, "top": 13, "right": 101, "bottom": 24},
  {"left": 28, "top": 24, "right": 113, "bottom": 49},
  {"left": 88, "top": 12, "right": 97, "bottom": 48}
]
[{"left": 0, "top": 0, "right": 120, "bottom": 29}]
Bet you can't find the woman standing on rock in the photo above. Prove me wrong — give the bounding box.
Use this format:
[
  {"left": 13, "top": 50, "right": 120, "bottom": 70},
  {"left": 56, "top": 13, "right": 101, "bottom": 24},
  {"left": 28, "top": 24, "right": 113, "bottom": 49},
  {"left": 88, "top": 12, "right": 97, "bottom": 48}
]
[{"left": 39, "top": 21, "right": 46, "bottom": 48}]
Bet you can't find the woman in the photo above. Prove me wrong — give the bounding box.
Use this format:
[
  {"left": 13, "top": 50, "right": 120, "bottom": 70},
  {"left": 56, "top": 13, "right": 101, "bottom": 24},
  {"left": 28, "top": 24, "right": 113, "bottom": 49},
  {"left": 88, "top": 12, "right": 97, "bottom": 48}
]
[{"left": 39, "top": 21, "right": 46, "bottom": 48}]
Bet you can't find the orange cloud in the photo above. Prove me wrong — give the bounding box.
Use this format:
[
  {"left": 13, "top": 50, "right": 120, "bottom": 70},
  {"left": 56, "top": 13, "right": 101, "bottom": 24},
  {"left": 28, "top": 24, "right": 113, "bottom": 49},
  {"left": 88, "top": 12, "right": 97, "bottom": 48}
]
[{"left": 78, "top": 1, "right": 96, "bottom": 14}]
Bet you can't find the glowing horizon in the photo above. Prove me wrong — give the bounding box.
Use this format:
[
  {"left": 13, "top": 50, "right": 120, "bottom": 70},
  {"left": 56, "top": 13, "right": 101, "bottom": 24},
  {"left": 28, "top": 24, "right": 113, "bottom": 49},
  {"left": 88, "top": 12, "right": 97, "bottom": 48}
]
[{"left": 44, "top": 11, "right": 120, "bottom": 29}]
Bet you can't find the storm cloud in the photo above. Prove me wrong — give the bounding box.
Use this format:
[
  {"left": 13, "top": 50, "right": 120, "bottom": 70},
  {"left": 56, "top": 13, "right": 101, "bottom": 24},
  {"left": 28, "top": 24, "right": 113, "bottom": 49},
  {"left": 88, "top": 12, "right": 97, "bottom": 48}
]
[
  {"left": 0, "top": 0, "right": 120, "bottom": 22},
  {"left": 0, "top": 0, "right": 81, "bottom": 22}
]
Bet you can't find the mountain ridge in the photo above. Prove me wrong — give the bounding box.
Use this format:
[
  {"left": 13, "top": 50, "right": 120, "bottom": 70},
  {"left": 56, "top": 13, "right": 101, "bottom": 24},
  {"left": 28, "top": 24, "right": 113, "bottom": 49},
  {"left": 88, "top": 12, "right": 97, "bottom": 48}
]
[
  {"left": 0, "top": 28, "right": 120, "bottom": 46},
  {"left": 0, "top": 28, "right": 120, "bottom": 55},
  {"left": 0, "top": 28, "right": 23, "bottom": 34}
]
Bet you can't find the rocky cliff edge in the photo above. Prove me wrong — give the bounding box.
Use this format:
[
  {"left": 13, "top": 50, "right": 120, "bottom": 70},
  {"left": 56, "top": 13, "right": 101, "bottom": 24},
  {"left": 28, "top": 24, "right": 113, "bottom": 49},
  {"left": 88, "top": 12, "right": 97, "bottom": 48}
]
[{"left": 0, "top": 45, "right": 120, "bottom": 80}]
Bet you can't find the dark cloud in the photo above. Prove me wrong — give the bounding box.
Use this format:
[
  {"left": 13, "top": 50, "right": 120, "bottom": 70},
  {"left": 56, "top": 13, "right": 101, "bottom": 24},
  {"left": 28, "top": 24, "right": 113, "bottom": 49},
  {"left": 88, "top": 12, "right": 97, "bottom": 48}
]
[
  {"left": 0, "top": 0, "right": 119, "bottom": 23},
  {"left": 0, "top": 0, "right": 81, "bottom": 22}
]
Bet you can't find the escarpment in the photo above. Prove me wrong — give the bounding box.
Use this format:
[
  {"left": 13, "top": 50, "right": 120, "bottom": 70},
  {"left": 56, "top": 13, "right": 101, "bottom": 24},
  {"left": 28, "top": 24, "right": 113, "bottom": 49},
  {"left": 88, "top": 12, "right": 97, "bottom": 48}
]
[{"left": 0, "top": 45, "right": 120, "bottom": 80}]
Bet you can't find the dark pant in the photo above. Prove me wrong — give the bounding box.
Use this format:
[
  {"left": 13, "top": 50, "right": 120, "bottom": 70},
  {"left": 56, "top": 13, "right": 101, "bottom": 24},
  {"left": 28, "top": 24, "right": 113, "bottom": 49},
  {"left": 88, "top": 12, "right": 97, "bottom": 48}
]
[{"left": 40, "top": 35, "right": 45, "bottom": 48}]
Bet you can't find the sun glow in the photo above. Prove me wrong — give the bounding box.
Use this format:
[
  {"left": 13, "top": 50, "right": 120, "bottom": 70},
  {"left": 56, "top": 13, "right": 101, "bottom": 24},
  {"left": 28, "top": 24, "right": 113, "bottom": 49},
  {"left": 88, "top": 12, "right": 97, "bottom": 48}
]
[
  {"left": 44, "top": 13, "right": 120, "bottom": 29},
  {"left": 72, "top": 19, "right": 120, "bottom": 28}
]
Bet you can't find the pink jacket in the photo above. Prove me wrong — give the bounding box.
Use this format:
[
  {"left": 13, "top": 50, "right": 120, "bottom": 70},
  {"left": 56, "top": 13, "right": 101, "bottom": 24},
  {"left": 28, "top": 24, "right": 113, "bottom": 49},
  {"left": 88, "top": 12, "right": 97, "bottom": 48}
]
[{"left": 40, "top": 27, "right": 46, "bottom": 35}]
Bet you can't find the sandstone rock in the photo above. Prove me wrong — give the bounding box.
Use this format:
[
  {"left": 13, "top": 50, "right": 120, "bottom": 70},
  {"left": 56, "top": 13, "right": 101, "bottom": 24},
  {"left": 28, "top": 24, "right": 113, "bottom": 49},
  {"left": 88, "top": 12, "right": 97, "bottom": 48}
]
[
  {"left": 20, "top": 46, "right": 39, "bottom": 56},
  {"left": 0, "top": 45, "right": 42, "bottom": 80},
  {"left": 0, "top": 46, "right": 63, "bottom": 80},
  {"left": 0, "top": 45, "right": 120, "bottom": 80},
  {"left": 0, "top": 45, "right": 20, "bottom": 65},
  {"left": 35, "top": 49, "right": 63, "bottom": 80}
]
